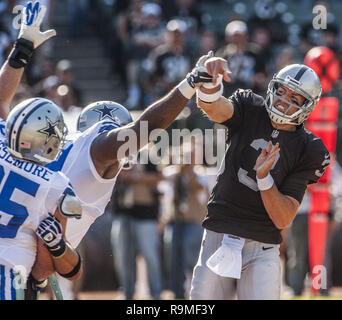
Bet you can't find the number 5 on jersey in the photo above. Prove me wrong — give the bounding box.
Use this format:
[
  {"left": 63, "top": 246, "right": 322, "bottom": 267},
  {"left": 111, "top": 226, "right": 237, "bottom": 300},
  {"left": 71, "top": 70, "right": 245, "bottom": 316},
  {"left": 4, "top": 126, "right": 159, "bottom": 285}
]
[{"left": 0, "top": 165, "right": 40, "bottom": 238}]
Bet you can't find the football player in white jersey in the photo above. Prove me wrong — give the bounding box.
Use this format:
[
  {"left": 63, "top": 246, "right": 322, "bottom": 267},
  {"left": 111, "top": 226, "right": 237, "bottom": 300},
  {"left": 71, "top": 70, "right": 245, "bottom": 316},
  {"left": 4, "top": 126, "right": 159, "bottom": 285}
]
[
  {"left": 0, "top": 1, "right": 225, "bottom": 296},
  {"left": 0, "top": 2, "right": 84, "bottom": 300},
  {"left": 0, "top": 97, "right": 83, "bottom": 300}
]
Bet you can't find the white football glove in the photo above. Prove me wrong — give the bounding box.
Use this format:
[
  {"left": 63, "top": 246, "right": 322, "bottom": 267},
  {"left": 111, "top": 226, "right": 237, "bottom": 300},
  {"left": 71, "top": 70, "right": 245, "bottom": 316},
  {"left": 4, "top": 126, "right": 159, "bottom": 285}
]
[
  {"left": 8, "top": 2, "right": 56, "bottom": 69},
  {"left": 177, "top": 51, "right": 215, "bottom": 99},
  {"left": 36, "top": 214, "right": 66, "bottom": 257},
  {"left": 18, "top": 1, "right": 56, "bottom": 49}
]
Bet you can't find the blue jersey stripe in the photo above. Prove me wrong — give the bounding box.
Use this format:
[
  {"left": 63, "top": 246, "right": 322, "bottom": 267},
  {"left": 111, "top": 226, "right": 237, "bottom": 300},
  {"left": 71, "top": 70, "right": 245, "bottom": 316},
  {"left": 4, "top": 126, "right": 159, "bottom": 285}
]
[
  {"left": 63, "top": 186, "right": 75, "bottom": 197},
  {"left": 98, "top": 122, "right": 120, "bottom": 134},
  {"left": 0, "top": 265, "right": 5, "bottom": 300},
  {"left": 10, "top": 269, "right": 15, "bottom": 300},
  {"left": 46, "top": 142, "right": 73, "bottom": 172}
]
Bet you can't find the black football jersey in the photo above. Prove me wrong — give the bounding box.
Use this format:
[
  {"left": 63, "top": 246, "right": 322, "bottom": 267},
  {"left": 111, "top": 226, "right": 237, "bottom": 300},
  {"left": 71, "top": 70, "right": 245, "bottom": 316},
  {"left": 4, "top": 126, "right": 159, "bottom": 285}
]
[{"left": 203, "top": 89, "right": 330, "bottom": 244}]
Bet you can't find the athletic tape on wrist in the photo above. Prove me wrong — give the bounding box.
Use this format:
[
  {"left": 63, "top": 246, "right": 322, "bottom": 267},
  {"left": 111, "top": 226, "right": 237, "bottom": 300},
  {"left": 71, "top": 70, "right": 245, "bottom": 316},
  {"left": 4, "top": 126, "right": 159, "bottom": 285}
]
[
  {"left": 257, "top": 173, "right": 274, "bottom": 191},
  {"left": 197, "top": 83, "right": 223, "bottom": 103},
  {"left": 177, "top": 78, "right": 196, "bottom": 99}
]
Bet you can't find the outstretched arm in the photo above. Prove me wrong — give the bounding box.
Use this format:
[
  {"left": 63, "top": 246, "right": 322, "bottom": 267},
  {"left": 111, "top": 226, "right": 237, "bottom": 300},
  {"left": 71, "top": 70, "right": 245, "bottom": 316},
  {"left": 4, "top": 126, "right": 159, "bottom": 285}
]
[
  {"left": 90, "top": 52, "right": 216, "bottom": 173},
  {"left": 0, "top": 1, "right": 56, "bottom": 119}
]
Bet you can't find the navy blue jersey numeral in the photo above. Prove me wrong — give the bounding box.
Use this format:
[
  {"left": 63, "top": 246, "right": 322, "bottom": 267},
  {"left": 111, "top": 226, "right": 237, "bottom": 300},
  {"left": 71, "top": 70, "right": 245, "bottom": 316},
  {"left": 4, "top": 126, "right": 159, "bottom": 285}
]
[{"left": 0, "top": 164, "right": 40, "bottom": 238}]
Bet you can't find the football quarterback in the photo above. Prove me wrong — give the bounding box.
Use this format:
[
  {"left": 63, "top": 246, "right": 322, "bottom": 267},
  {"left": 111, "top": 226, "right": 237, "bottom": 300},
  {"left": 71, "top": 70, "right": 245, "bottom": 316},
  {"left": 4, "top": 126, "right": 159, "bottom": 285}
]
[{"left": 191, "top": 59, "right": 330, "bottom": 300}]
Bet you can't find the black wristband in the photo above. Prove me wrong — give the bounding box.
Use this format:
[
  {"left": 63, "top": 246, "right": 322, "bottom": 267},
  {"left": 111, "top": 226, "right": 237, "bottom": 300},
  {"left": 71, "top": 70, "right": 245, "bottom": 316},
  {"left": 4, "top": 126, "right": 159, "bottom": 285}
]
[
  {"left": 57, "top": 251, "right": 82, "bottom": 279},
  {"left": 48, "top": 239, "right": 67, "bottom": 257},
  {"left": 8, "top": 38, "right": 34, "bottom": 69}
]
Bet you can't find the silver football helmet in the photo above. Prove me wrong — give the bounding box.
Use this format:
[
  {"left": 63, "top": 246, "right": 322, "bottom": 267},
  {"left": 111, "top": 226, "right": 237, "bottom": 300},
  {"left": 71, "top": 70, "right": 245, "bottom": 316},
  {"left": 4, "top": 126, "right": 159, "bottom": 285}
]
[
  {"left": 265, "top": 64, "right": 322, "bottom": 125},
  {"left": 77, "top": 101, "right": 133, "bottom": 132},
  {"left": 5, "top": 98, "right": 68, "bottom": 164}
]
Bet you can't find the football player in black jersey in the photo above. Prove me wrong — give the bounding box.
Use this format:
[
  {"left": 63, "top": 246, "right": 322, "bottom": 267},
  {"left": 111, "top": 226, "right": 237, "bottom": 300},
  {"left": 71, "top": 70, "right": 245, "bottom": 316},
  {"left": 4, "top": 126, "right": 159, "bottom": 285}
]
[{"left": 190, "top": 57, "right": 330, "bottom": 300}]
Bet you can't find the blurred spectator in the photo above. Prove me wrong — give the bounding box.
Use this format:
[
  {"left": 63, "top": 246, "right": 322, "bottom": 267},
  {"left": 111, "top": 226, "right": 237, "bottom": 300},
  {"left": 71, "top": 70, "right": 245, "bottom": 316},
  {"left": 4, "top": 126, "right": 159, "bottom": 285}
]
[
  {"left": 275, "top": 46, "right": 295, "bottom": 71},
  {"left": 320, "top": 24, "right": 342, "bottom": 92},
  {"left": 161, "top": 0, "right": 202, "bottom": 33},
  {"left": 216, "top": 20, "right": 263, "bottom": 97},
  {"left": 143, "top": 19, "right": 193, "bottom": 106},
  {"left": 330, "top": 161, "right": 342, "bottom": 287},
  {"left": 56, "top": 59, "right": 82, "bottom": 106},
  {"left": 10, "top": 82, "right": 33, "bottom": 109},
  {"left": 321, "top": 24, "right": 340, "bottom": 53},
  {"left": 41, "top": 75, "right": 60, "bottom": 104},
  {"left": 39, "top": 58, "right": 55, "bottom": 81},
  {"left": 110, "top": 156, "right": 164, "bottom": 299},
  {"left": 284, "top": 191, "right": 311, "bottom": 296},
  {"left": 250, "top": 25, "right": 274, "bottom": 95},
  {"left": 199, "top": 29, "right": 218, "bottom": 56},
  {"left": 161, "top": 144, "right": 209, "bottom": 299},
  {"left": 247, "top": 0, "right": 288, "bottom": 45},
  {"left": 161, "top": 0, "right": 202, "bottom": 50},
  {"left": 284, "top": 161, "right": 342, "bottom": 297},
  {"left": 115, "top": 0, "right": 144, "bottom": 85},
  {"left": 54, "top": 59, "right": 82, "bottom": 133},
  {"left": 124, "top": 2, "right": 166, "bottom": 109}
]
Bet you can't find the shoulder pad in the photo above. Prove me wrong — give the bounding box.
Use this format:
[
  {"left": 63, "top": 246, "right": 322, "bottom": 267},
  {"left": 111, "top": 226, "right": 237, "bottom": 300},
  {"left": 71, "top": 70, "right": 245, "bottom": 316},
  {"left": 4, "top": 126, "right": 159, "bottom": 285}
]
[
  {"left": 59, "top": 192, "right": 82, "bottom": 219},
  {"left": 228, "top": 89, "right": 265, "bottom": 112}
]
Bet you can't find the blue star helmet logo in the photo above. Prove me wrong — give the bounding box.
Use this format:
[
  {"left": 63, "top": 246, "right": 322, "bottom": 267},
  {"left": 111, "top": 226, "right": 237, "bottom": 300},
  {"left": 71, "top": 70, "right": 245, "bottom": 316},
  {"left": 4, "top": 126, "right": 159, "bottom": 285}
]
[
  {"left": 38, "top": 117, "right": 60, "bottom": 144},
  {"left": 93, "top": 105, "right": 119, "bottom": 121}
]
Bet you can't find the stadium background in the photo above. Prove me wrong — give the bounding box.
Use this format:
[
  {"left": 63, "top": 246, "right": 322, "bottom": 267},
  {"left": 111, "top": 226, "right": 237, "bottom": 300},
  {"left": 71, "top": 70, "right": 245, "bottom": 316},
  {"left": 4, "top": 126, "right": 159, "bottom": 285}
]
[{"left": 2, "top": 0, "right": 342, "bottom": 299}]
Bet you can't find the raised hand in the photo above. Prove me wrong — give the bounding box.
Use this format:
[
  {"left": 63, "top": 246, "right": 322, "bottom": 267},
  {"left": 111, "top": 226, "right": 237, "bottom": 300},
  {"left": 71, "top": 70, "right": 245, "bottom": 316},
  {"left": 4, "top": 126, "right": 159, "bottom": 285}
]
[
  {"left": 255, "top": 141, "right": 280, "bottom": 179},
  {"left": 204, "top": 57, "right": 232, "bottom": 86},
  {"left": 186, "top": 51, "right": 215, "bottom": 89},
  {"left": 18, "top": 1, "right": 56, "bottom": 49}
]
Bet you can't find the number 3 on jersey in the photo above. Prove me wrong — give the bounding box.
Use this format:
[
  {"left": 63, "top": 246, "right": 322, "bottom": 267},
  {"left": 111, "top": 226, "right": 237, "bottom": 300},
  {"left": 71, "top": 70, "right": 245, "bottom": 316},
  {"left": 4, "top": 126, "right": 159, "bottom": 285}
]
[
  {"left": 0, "top": 165, "right": 40, "bottom": 238},
  {"left": 238, "top": 139, "right": 280, "bottom": 191}
]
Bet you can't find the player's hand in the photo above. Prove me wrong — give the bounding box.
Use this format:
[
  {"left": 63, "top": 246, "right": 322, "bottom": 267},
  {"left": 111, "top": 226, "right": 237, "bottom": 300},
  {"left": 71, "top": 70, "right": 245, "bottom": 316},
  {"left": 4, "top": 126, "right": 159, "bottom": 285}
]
[
  {"left": 186, "top": 51, "right": 216, "bottom": 88},
  {"left": 204, "top": 57, "right": 231, "bottom": 86},
  {"left": 36, "top": 214, "right": 66, "bottom": 257},
  {"left": 18, "top": 1, "right": 56, "bottom": 49},
  {"left": 195, "top": 57, "right": 231, "bottom": 103},
  {"left": 178, "top": 51, "right": 218, "bottom": 99},
  {"left": 255, "top": 141, "right": 280, "bottom": 179}
]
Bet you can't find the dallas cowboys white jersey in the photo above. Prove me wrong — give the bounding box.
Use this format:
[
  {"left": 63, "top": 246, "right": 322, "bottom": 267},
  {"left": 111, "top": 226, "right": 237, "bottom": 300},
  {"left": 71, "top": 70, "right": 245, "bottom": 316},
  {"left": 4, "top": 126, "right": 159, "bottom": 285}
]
[
  {"left": 47, "top": 120, "right": 121, "bottom": 248},
  {"left": 0, "top": 140, "right": 71, "bottom": 299},
  {"left": 0, "top": 118, "right": 6, "bottom": 141}
]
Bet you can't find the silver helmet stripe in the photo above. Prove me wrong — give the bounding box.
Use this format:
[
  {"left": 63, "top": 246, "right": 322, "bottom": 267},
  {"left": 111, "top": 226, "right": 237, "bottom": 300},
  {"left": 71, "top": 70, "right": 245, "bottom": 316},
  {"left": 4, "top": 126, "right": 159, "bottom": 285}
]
[{"left": 8, "top": 98, "right": 40, "bottom": 150}]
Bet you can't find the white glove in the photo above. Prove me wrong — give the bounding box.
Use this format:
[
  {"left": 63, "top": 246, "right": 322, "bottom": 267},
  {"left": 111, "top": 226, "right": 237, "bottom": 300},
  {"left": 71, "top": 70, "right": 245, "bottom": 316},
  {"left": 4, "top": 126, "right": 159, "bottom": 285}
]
[
  {"left": 18, "top": 1, "right": 56, "bottom": 49},
  {"left": 8, "top": 2, "right": 56, "bottom": 69},
  {"left": 177, "top": 51, "right": 215, "bottom": 99},
  {"left": 36, "top": 214, "right": 66, "bottom": 257}
]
